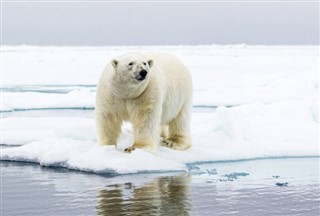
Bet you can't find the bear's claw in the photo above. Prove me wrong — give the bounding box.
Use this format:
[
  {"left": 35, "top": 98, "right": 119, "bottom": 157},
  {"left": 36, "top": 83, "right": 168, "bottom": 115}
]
[
  {"left": 124, "top": 146, "right": 136, "bottom": 153},
  {"left": 161, "top": 138, "right": 191, "bottom": 150},
  {"left": 161, "top": 140, "right": 174, "bottom": 148}
]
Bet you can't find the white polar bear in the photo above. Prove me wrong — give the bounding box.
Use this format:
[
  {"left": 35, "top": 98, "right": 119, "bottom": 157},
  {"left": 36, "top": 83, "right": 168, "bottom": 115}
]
[{"left": 95, "top": 52, "right": 193, "bottom": 154}]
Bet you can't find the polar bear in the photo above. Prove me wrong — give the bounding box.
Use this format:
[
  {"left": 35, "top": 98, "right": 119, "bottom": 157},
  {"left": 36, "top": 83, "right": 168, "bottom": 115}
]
[{"left": 95, "top": 52, "right": 193, "bottom": 154}]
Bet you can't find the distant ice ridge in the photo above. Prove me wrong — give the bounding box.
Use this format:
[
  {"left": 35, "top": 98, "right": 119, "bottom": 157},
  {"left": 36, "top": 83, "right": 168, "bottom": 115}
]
[
  {"left": 2, "top": 101, "right": 318, "bottom": 174},
  {"left": 1, "top": 45, "right": 318, "bottom": 111},
  {"left": 2, "top": 89, "right": 95, "bottom": 112}
]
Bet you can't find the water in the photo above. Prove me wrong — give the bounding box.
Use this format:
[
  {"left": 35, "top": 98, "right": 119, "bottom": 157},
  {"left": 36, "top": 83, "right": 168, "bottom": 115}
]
[{"left": 1, "top": 158, "right": 319, "bottom": 216}]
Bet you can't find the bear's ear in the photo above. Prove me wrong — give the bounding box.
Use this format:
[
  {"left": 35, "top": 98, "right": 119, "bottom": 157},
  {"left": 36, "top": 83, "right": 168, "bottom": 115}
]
[
  {"left": 147, "top": 59, "right": 154, "bottom": 68},
  {"left": 111, "top": 59, "right": 118, "bottom": 68}
]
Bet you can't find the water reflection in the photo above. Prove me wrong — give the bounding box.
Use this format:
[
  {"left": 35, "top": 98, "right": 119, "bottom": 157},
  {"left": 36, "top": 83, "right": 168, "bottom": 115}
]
[{"left": 96, "top": 174, "right": 191, "bottom": 216}]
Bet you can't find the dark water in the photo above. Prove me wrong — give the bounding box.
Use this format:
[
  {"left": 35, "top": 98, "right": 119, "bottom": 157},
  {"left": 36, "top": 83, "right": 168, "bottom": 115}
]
[{"left": 1, "top": 158, "right": 319, "bottom": 216}]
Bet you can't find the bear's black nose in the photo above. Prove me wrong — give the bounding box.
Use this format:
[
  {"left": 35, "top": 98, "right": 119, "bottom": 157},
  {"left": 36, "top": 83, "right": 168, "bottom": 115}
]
[{"left": 139, "top": 70, "right": 147, "bottom": 78}]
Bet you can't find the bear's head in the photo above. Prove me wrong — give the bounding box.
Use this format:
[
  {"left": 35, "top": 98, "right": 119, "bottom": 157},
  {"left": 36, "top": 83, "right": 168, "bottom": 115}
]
[{"left": 109, "top": 53, "right": 154, "bottom": 98}]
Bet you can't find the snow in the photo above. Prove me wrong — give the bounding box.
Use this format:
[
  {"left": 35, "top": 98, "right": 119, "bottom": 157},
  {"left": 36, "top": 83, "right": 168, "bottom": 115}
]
[
  {"left": 1, "top": 45, "right": 319, "bottom": 175},
  {"left": 2, "top": 89, "right": 95, "bottom": 111}
]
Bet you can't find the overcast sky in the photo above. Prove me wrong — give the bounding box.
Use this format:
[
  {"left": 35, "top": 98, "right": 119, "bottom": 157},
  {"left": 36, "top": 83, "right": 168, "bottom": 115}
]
[{"left": 2, "top": 1, "right": 319, "bottom": 45}]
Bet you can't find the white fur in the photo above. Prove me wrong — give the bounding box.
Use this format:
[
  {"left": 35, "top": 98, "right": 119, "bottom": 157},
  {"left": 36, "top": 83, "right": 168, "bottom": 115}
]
[{"left": 95, "top": 52, "right": 193, "bottom": 154}]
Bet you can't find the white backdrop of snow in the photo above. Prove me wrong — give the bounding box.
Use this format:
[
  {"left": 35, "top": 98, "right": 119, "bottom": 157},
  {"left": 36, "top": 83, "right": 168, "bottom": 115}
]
[{"left": 1, "top": 45, "right": 319, "bottom": 174}]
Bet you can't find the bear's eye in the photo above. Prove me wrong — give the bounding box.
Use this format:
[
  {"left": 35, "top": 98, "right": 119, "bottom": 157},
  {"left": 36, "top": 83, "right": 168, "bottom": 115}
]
[
  {"left": 128, "top": 62, "right": 134, "bottom": 66},
  {"left": 143, "top": 62, "right": 146, "bottom": 66}
]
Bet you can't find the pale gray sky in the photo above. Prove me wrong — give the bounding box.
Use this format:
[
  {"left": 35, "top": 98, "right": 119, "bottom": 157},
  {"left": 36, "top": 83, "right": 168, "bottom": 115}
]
[{"left": 2, "top": 1, "right": 319, "bottom": 45}]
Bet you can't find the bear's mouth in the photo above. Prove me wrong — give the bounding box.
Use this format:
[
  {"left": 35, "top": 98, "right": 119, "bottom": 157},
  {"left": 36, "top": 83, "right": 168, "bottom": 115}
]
[{"left": 136, "top": 76, "right": 146, "bottom": 81}]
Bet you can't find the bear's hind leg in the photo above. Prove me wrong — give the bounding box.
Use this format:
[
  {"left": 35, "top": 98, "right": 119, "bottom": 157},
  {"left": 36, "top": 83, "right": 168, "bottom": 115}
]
[
  {"left": 161, "top": 125, "right": 169, "bottom": 140},
  {"left": 162, "top": 135, "right": 191, "bottom": 150},
  {"left": 162, "top": 105, "right": 192, "bottom": 150}
]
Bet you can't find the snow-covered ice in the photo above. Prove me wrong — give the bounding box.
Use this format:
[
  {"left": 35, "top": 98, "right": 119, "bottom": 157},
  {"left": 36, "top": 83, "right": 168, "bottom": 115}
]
[
  {"left": 1, "top": 45, "right": 319, "bottom": 175},
  {"left": 2, "top": 102, "right": 318, "bottom": 174}
]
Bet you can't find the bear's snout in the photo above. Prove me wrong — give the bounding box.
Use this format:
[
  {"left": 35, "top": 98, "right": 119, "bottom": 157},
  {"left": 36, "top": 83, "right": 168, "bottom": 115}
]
[
  {"left": 136, "top": 70, "right": 147, "bottom": 81},
  {"left": 140, "top": 70, "right": 147, "bottom": 77}
]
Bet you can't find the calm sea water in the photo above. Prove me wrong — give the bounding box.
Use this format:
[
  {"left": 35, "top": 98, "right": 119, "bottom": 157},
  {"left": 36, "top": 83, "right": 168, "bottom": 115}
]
[{"left": 1, "top": 158, "right": 319, "bottom": 216}]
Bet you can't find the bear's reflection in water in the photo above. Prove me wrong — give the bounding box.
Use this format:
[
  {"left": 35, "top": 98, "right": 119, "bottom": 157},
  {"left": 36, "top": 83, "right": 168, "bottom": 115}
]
[{"left": 96, "top": 174, "right": 191, "bottom": 216}]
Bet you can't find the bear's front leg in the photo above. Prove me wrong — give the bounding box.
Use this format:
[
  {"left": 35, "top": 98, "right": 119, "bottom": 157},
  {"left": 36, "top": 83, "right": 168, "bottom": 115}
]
[
  {"left": 124, "top": 103, "right": 161, "bottom": 154},
  {"left": 96, "top": 110, "right": 122, "bottom": 146},
  {"left": 124, "top": 122, "right": 160, "bottom": 154},
  {"left": 124, "top": 137, "right": 159, "bottom": 154},
  {"left": 124, "top": 141, "right": 150, "bottom": 153}
]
